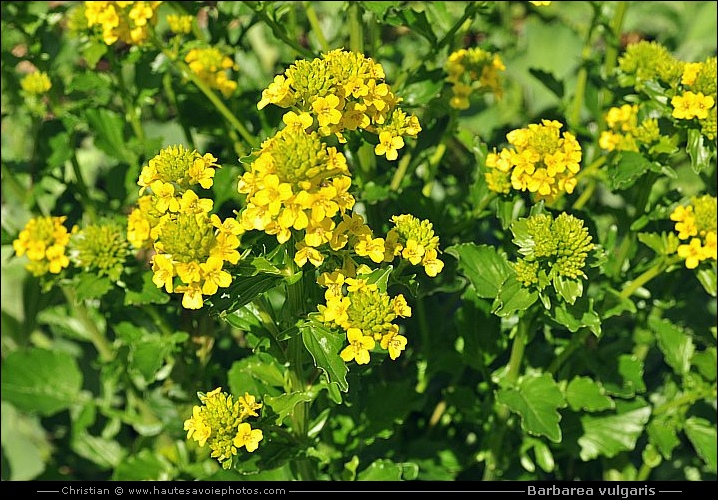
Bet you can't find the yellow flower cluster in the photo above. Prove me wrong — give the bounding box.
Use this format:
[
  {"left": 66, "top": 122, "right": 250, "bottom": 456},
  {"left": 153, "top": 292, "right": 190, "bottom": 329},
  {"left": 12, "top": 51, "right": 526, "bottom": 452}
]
[
  {"left": 671, "top": 91, "right": 715, "bottom": 121},
  {"left": 13, "top": 216, "right": 76, "bottom": 277},
  {"left": 166, "top": 13, "right": 193, "bottom": 35},
  {"left": 20, "top": 71, "right": 52, "bottom": 95},
  {"left": 445, "top": 47, "right": 505, "bottom": 110},
  {"left": 184, "top": 46, "right": 238, "bottom": 99},
  {"left": 237, "top": 127, "right": 355, "bottom": 267},
  {"left": 485, "top": 119, "right": 582, "bottom": 203},
  {"left": 183, "top": 388, "right": 263, "bottom": 470},
  {"left": 598, "top": 104, "right": 660, "bottom": 152},
  {"left": 257, "top": 48, "right": 421, "bottom": 161},
  {"left": 317, "top": 269, "right": 412, "bottom": 364},
  {"left": 128, "top": 145, "right": 241, "bottom": 309},
  {"left": 84, "top": 1, "right": 162, "bottom": 46},
  {"left": 670, "top": 195, "right": 717, "bottom": 269}
]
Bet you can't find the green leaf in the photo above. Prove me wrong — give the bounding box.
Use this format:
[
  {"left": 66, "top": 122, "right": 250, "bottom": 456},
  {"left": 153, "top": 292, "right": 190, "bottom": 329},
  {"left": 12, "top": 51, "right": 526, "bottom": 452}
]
[
  {"left": 264, "top": 390, "right": 318, "bottom": 426},
  {"left": 229, "top": 352, "right": 286, "bottom": 393},
  {"left": 124, "top": 272, "right": 171, "bottom": 306},
  {"left": 552, "top": 298, "right": 601, "bottom": 336},
  {"left": 0, "top": 401, "right": 50, "bottom": 480},
  {"left": 609, "top": 151, "right": 654, "bottom": 190},
  {"left": 208, "top": 269, "right": 283, "bottom": 314},
  {"left": 553, "top": 275, "right": 584, "bottom": 305},
  {"left": 84, "top": 108, "right": 130, "bottom": 162},
  {"left": 684, "top": 417, "right": 718, "bottom": 472},
  {"left": 686, "top": 128, "right": 714, "bottom": 174},
  {"left": 300, "top": 319, "right": 349, "bottom": 394},
  {"left": 692, "top": 347, "right": 716, "bottom": 381},
  {"left": 357, "top": 459, "right": 418, "bottom": 481},
  {"left": 646, "top": 416, "right": 681, "bottom": 460},
  {"left": 578, "top": 400, "right": 652, "bottom": 461},
  {"left": 565, "top": 376, "right": 615, "bottom": 412},
  {"left": 75, "top": 273, "right": 114, "bottom": 301},
  {"left": 649, "top": 316, "right": 695, "bottom": 376},
  {"left": 529, "top": 68, "right": 565, "bottom": 98},
  {"left": 696, "top": 267, "right": 717, "bottom": 297},
  {"left": 71, "top": 432, "right": 126, "bottom": 470},
  {"left": 492, "top": 276, "right": 538, "bottom": 317},
  {"left": 1, "top": 348, "right": 83, "bottom": 416},
  {"left": 112, "top": 449, "right": 173, "bottom": 480},
  {"left": 445, "top": 243, "right": 512, "bottom": 299},
  {"left": 496, "top": 373, "right": 566, "bottom": 443}
]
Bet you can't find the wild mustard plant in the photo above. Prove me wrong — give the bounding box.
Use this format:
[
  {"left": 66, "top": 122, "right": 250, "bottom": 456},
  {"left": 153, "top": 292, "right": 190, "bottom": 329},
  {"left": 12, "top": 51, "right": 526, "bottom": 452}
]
[{"left": 68, "top": 220, "right": 130, "bottom": 282}]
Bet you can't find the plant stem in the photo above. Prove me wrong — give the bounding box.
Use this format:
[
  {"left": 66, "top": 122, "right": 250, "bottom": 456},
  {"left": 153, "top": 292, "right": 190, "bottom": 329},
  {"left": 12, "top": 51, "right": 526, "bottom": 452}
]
[
  {"left": 304, "top": 2, "right": 329, "bottom": 52},
  {"left": 567, "top": 3, "right": 602, "bottom": 129},
  {"left": 482, "top": 310, "right": 533, "bottom": 480},
  {"left": 348, "top": 2, "right": 363, "bottom": 53},
  {"left": 619, "top": 255, "right": 682, "bottom": 300},
  {"left": 62, "top": 286, "right": 114, "bottom": 362},
  {"left": 153, "top": 38, "right": 258, "bottom": 151}
]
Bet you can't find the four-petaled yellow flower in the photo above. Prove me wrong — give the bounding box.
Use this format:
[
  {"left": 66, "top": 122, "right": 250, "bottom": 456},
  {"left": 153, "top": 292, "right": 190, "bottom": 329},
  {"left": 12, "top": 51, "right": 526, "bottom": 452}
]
[
  {"left": 375, "top": 131, "right": 405, "bottom": 161},
  {"left": 340, "top": 328, "right": 375, "bottom": 365},
  {"left": 671, "top": 91, "right": 715, "bottom": 120}
]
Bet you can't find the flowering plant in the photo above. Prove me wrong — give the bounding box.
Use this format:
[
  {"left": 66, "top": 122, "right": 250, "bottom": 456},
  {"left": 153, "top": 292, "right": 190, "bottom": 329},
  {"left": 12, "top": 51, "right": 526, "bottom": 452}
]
[{"left": 1, "top": 1, "right": 715, "bottom": 481}]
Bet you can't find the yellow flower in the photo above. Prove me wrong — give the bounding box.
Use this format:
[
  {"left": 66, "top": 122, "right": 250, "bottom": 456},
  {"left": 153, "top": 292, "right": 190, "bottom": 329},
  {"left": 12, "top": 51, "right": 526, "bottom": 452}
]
[
  {"left": 233, "top": 423, "right": 263, "bottom": 453},
  {"left": 380, "top": 326, "right": 407, "bottom": 360},
  {"left": 671, "top": 91, "right": 715, "bottom": 120},
  {"left": 375, "top": 131, "right": 405, "bottom": 161},
  {"left": 677, "top": 238, "right": 704, "bottom": 269},
  {"left": 20, "top": 71, "right": 52, "bottom": 95},
  {"left": 340, "top": 328, "right": 375, "bottom": 365}
]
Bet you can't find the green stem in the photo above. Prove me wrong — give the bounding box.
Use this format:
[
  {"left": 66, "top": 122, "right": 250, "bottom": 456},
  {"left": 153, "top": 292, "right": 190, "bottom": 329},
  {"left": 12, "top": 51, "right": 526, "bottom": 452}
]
[
  {"left": 153, "top": 39, "right": 258, "bottom": 151},
  {"left": 619, "top": 255, "right": 682, "bottom": 300},
  {"left": 547, "top": 329, "right": 591, "bottom": 375},
  {"left": 652, "top": 388, "right": 715, "bottom": 417},
  {"left": 247, "top": 3, "right": 315, "bottom": 59},
  {"left": 304, "top": 2, "right": 330, "bottom": 52},
  {"left": 636, "top": 462, "right": 653, "bottom": 481},
  {"left": 421, "top": 142, "right": 447, "bottom": 197},
  {"left": 598, "top": 2, "right": 628, "bottom": 111},
  {"left": 567, "top": 4, "right": 602, "bottom": 128},
  {"left": 62, "top": 286, "right": 114, "bottom": 362},
  {"left": 389, "top": 151, "right": 413, "bottom": 191},
  {"left": 482, "top": 311, "right": 534, "bottom": 480},
  {"left": 348, "top": 2, "right": 363, "bottom": 53}
]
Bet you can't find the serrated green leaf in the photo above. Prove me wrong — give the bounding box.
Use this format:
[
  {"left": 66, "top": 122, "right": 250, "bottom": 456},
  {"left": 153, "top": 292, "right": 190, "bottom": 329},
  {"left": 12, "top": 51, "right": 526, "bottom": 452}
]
[
  {"left": 496, "top": 373, "right": 566, "bottom": 443},
  {"left": 684, "top": 417, "right": 717, "bottom": 472},
  {"left": 299, "top": 319, "right": 349, "bottom": 393},
  {"left": 1, "top": 348, "right": 83, "bottom": 416},
  {"left": 646, "top": 416, "right": 681, "bottom": 460},
  {"left": 553, "top": 275, "right": 584, "bottom": 305},
  {"left": 84, "top": 108, "right": 130, "bottom": 162},
  {"left": 649, "top": 316, "right": 695, "bottom": 376},
  {"left": 692, "top": 347, "right": 717, "bottom": 381},
  {"left": 493, "top": 276, "right": 538, "bottom": 317},
  {"left": 357, "top": 459, "right": 418, "bottom": 481},
  {"left": 552, "top": 298, "right": 601, "bottom": 336},
  {"left": 445, "top": 243, "right": 512, "bottom": 299},
  {"left": 565, "top": 376, "right": 615, "bottom": 412},
  {"left": 75, "top": 273, "right": 114, "bottom": 301},
  {"left": 208, "top": 272, "right": 283, "bottom": 314},
  {"left": 686, "top": 128, "right": 714, "bottom": 174},
  {"left": 578, "top": 400, "right": 651, "bottom": 461},
  {"left": 264, "top": 390, "right": 318, "bottom": 426},
  {"left": 609, "top": 151, "right": 654, "bottom": 189}
]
